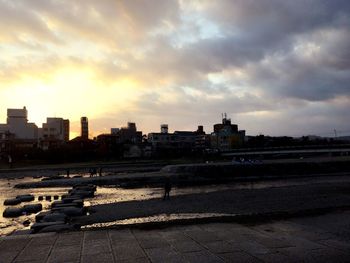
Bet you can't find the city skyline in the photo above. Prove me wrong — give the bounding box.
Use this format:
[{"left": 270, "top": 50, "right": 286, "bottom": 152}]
[
  {"left": 0, "top": 106, "right": 348, "bottom": 139},
  {"left": 1, "top": 1, "right": 350, "bottom": 138}
]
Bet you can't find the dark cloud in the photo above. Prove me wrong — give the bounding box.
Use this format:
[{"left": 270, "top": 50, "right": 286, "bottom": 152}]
[{"left": 1, "top": 0, "right": 349, "bottom": 136}]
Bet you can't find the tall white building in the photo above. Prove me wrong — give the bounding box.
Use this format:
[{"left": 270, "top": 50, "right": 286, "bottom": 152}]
[
  {"left": 5, "top": 107, "right": 38, "bottom": 139},
  {"left": 41, "top": 118, "right": 69, "bottom": 142}
]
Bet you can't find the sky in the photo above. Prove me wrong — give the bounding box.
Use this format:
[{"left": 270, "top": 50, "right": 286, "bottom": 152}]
[{"left": 0, "top": 0, "right": 349, "bottom": 138}]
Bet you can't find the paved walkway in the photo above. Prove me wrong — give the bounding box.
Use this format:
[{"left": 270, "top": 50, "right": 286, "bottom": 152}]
[{"left": 1, "top": 211, "right": 350, "bottom": 263}]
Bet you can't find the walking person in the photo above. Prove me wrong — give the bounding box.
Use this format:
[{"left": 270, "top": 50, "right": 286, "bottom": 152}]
[{"left": 163, "top": 177, "right": 172, "bottom": 200}]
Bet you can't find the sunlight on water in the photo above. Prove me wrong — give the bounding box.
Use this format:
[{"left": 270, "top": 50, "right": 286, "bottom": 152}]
[
  {"left": 82, "top": 213, "right": 233, "bottom": 229},
  {"left": 2, "top": 174, "right": 349, "bottom": 235},
  {"left": 0, "top": 177, "right": 70, "bottom": 236}
]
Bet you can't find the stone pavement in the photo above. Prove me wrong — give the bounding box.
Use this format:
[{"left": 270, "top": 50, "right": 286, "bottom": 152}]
[{"left": 1, "top": 210, "right": 350, "bottom": 263}]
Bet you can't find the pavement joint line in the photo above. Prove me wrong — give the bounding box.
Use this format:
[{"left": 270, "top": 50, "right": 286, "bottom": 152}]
[
  {"left": 182, "top": 225, "right": 224, "bottom": 260},
  {"left": 106, "top": 230, "right": 116, "bottom": 263},
  {"left": 77, "top": 231, "right": 83, "bottom": 263},
  {"left": 131, "top": 228, "right": 152, "bottom": 263},
  {"left": 11, "top": 236, "right": 32, "bottom": 263},
  {"left": 80, "top": 230, "right": 86, "bottom": 262},
  {"left": 44, "top": 232, "right": 59, "bottom": 263},
  {"left": 222, "top": 229, "right": 268, "bottom": 262}
]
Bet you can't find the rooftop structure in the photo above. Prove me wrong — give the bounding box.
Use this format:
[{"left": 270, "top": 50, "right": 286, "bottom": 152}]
[{"left": 211, "top": 114, "right": 245, "bottom": 150}]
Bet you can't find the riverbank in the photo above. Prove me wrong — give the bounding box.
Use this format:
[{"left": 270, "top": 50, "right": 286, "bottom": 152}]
[
  {"left": 0, "top": 161, "right": 166, "bottom": 180},
  {"left": 2, "top": 156, "right": 350, "bottom": 181},
  {"left": 72, "top": 176, "right": 350, "bottom": 228},
  {"left": 12, "top": 156, "right": 350, "bottom": 189}
]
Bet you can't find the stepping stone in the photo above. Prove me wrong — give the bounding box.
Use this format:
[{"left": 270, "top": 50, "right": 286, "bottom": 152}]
[
  {"left": 61, "top": 196, "right": 81, "bottom": 203},
  {"left": 3, "top": 207, "right": 23, "bottom": 217},
  {"left": 31, "top": 221, "right": 65, "bottom": 232},
  {"left": 69, "top": 190, "right": 94, "bottom": 198},
  {"left": 16, "top": 194, "right": 35, "bottom": 202},
  {"left": 38, "top": 223, "right": 79, "bottom": 233},
  {"left": 73, "top": 185, "right": 96, "bottom": 191},
  {"left": 4, "top": 198, "right": 21, "bottom": 206},
  {"left": 51, "top": 207, "right": 85, "bottom": 217},
  {"left": 51, "top": 201, "right": 63, "bottom": 207},
  {"left": 36, "top": 211, "right": 51, "bottom": 222},
  {"left": 52, "top": 203, "right": 80, "bottom": 209},
  {"left": 72, "top": 199, "right": 84, "bottom": 207},
  {"left": 42, "top": 212, "right": 67, "bottom": 223},
  {"left": 23, "top": 204, "right": 42, "bottom": 214}
]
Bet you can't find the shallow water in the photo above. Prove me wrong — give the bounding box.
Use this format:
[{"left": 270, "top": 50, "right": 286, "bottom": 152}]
[
  {"left": 82, "top": 213, "right": 233, "bottom": 229},
  {"left": 1, "top": 173, "right": 350, "bottom": 236},
  {"left": 0, "top": 177, "right": 70, "bottom": 236}
]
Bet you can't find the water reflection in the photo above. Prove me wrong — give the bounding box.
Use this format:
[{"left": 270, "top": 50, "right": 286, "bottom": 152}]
[
  {"left": 0, "top": 177, "right": 70, "bottom": 236},
  {"left": 82, "top": 213, "right": 233, "bottom": 229},
  {"left": 2, "top": 174, "right": 350, "bottom": 235}
]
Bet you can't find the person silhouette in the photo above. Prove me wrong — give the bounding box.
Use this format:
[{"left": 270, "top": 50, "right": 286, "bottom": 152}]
[{"left": 163, "top": 177, "right": 172, "bottom": 200}]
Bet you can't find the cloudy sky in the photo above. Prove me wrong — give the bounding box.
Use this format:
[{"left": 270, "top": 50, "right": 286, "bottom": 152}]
[{"left": 1, "top": 0, "right": 349, "bottom": 138}]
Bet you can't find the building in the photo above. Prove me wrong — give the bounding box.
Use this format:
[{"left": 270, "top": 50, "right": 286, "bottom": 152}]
[
  {"left": 161, "top": 124, "right": 168, "bottom": 134},
  {"left": 41, "top": 118, "right": 69, "bottom": 142},
  {"left": 5, "top": 107, "right": 38, "bottom": 139},
  {"left": 111, "top": 128, "right": 120, "bottom": 135},
  {"left": 0, "top": 107, "right": 39, "bottom": 156},
  {"left": 148, "top": 125, "right": 208, "bottom": 152},
  {"left": 211, "top": 114, "right": 245, "bottom": 151},
  {"left": 96, "top": 122, "right": 143, "bottom": 158},
  {"left": 118, "top": 122, "right": 142, "bottom": 144},
  {"left": 81, "top": 117, "right": 89, "bottom": 140},
  {"left": 39, "top": 118, "right": 70, "bottom": 150},
  {"left": 0, "top": 129, "right": 14, "bottom": 157}
]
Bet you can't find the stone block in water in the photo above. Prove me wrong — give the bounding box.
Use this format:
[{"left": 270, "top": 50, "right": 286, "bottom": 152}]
[
  {"left": 51, "top": 207, "right": 85, "bottom": 217},
  {"left": 22, "top": 203, "right": 42, "bottom": 214},
  {"left": 38, "top": 223, "right": 79, "bottom": 233},
  {"left": 16, "top": 194, "right": 35, "bottom": 202},
  {"left": 3, "top": 198, "right": 21, "bottom": 206},
  {"left": 42, "top": 212, "right": 67, "bottom": 223},
  {"left": 31, "top": 221, "right": 65, "bottom": 232},
  {"left": 3, "top": 207, "right": 23, "bottom": 218}
]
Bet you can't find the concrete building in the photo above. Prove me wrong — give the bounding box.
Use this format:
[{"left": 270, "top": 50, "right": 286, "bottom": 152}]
[
  {"left": 39, "top": 118, "right": 70, "bottom": 150},
  {"left": 41, "top": 118, "right": 69, "bottom": 142},
  {"left": 5, "top": 107, "right": 38, "bottom": 139},
  {"left": 0, "top": 129, "right": 14, "bottom": 157},
  {"left": 211, "top": 114, "right": 245, "bottom": 151},
  {"left": 96, "top": 122, "right": 143, "bottom": 158},
  {"left": 118, "top": 122, "right": 142, "bottom": 144},
  {"left": 111, "top": 128, "right": 120, "bottom": 135},
  {"left": 0, "top": 107, "right": 39, "bottom": 156},
  {"left": 100, "top": 123, "right": 142, "bottom": 145},
  {"left": 161, "top": 124, "right": 168, "bottom": 134},
  {"left": 81, "top": 117, "right": 89, "bottom": 140},
  {"left": 148, "top": 125, "right": 208, "bottom": 151}
]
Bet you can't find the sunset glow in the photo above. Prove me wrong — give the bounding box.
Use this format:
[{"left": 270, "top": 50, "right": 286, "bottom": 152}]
[{"left": 1, "top": 0, "right": 349, "bottom": 137}]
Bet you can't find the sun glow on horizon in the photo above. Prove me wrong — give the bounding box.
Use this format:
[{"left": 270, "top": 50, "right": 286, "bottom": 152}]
[{"left": 0, "top": 65, "right": 141, "bottom": 136}]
